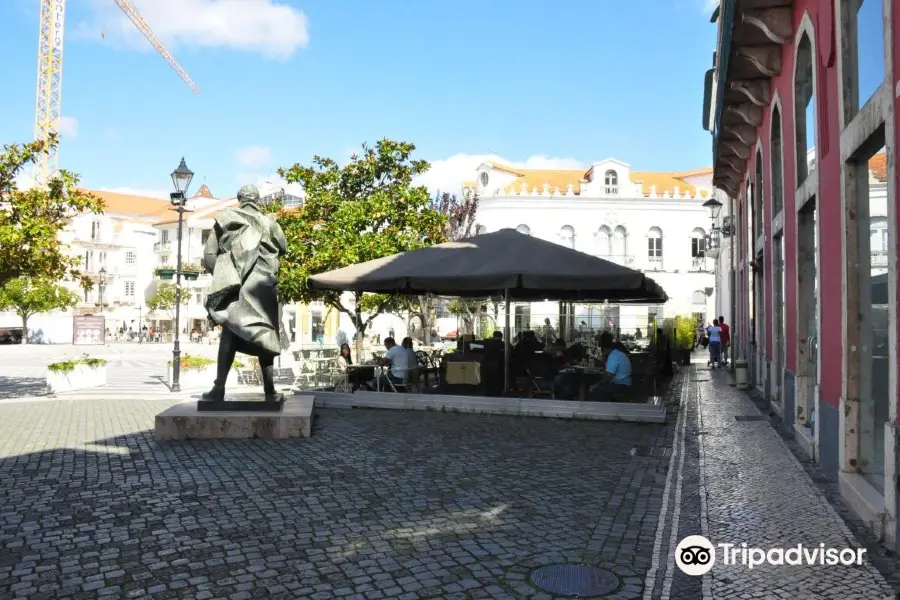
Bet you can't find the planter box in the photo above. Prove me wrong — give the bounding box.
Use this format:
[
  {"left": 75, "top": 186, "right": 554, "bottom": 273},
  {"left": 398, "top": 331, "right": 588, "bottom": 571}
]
[
  {"left": 679, "top": 349, "right": 692, "bottom": 365},
  {"left": 167, "top": 363, "right": 237, "bottom": 389},
  {"left": 183, "top": 271, "right": 200, "bottom": 280},
  {"left": 46, "top": 364, "right": 107, "bottom": 394},
  {"left": 156, "top": 269, "right": 175, "bottom": 280}
]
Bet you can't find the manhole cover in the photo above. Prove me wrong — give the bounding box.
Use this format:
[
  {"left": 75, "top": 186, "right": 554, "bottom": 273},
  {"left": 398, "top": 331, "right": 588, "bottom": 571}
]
[
  {"left": 734, "top": 415, "right": 767, "bottom": 421},
  {"left": 530, "top": 564, "right": 620, "bottom": 597}
]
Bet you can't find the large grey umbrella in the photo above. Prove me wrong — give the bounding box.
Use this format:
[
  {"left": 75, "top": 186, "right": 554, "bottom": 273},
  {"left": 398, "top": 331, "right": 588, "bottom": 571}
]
[
  {"left": 309, "top": 228, "right": 668, "bottom": 395},
  {"left": 309, "top": 228, "right": 667, "bottom": 302}
]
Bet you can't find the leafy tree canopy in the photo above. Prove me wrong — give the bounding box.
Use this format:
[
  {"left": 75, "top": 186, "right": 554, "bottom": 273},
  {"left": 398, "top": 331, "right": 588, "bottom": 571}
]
[
  {"left": 271, "top": 139, "right": 446, "bottom": 333},
  {"left": 0, "top": 136, "right": 104, "bottom": 288},
  {"left": 146, "top": 282, "right": 189, "bottom": 318},
  {"left": 407, "top": 191, "right": 481, "bottom": 343},
  {"left": 432, "top": 190, "right": 479, "bottom": 241},
  {"left": 0, "top": 277, "right": 80, "bottom": 343}
]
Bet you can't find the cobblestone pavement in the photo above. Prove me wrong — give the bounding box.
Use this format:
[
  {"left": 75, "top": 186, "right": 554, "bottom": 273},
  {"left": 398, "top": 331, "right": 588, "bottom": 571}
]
[
  {"left": 2, "top": 364, "right": 897, "bottom": 599},
  {"left": 688, "top": 367, "right": 895, "bottom": 599},
  {"left": 0, "top": 384, "right": 677, "bottom": 600}
]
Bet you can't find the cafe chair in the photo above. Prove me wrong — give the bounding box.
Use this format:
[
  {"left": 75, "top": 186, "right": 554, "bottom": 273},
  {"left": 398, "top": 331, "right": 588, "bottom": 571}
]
[{"left": 518, "top": 369, "right": 554, "bottom": 399}]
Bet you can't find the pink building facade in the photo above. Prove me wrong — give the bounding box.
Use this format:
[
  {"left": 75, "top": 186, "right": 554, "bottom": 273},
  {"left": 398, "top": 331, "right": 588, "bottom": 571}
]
[{"left": 706, "top": 0, "right": 898, "bottom": 548}]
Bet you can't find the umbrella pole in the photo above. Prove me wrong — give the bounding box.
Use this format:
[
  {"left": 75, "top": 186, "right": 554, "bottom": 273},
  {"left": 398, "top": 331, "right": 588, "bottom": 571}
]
[{"left": 504, "top": 288, "right": 511, "bottom": 395}]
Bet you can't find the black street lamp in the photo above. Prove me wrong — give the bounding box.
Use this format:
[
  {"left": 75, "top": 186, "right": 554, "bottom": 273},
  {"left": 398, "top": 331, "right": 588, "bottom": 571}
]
[
  {"left": 98, "top": 266, "right": 107, "bottom": 314},
  {"left": 702, "top": 197, "right": 723, "bottom": 221},
  {"left": 169, "top": 157, "right": 194, "bottom": 392}
]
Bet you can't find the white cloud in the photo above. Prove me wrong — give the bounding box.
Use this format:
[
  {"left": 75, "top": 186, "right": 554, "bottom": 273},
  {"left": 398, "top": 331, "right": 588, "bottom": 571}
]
[
  {"left": 414, "top": 153, "right": 588, "bottom": 195},
  {"left": 82, "top": 0, "right": 309, "bottom": 60},
  {"left": 235, "top": 145, "right": 272, "bottom": 169},
  {"left": 703, "top": 0, "right": 719, "bottom": 12},
  {"left": 105, "top": 128, "right": 120, "bottom": 141},
  {"left": 14, "top": 165, "right": 36, "bottom": 190},
  {"left": 58, "top": 116, "right": 79, "bottom": 139}
]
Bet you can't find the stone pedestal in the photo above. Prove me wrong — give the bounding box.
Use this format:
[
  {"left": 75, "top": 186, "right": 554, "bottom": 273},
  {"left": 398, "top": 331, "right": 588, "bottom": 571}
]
[{"left": 155, "top": 393, "right": 313, "bottom": 441}]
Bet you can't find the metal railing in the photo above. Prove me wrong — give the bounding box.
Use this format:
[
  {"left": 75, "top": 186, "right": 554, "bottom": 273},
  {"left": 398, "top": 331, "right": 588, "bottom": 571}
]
[
  {"left": 154, "top": 241, "right": 172, "bottom": 251},
  {"left": 601, "top": 254, "right": 634, "bottom": 266}
]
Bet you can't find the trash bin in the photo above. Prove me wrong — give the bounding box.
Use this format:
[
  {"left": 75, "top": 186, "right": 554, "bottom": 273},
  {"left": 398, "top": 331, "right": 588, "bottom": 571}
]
[{"left": 734, "top": 359, "right": 749, "bottom": 389}]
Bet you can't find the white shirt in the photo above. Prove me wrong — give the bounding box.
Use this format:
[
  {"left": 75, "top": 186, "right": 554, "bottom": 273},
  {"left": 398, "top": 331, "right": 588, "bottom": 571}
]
[{"left": 384, "top": 345, "right": 411, "bottom": 378}]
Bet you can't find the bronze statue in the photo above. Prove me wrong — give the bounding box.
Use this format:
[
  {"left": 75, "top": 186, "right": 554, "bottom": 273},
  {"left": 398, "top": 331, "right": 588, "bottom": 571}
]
[{"left": 200, "top": 184, "right": 288, "bottom": 406}]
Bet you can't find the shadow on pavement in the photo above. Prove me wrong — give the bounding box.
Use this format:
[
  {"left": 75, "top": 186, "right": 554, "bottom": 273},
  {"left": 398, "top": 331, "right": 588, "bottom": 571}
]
[
  {"left": 0, "top": 408, "right": 673, "bottom": 598},
  {"left": 0, "top": 375, "right": 48, "bottom": 399}
]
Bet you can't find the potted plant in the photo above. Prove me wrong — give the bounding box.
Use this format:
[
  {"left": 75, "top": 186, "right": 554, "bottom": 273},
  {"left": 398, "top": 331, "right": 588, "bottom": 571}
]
[
  {"left": 155, "top": 265, "right": 176, "bottom": 280},
  {"left": 673, "top": 316, "right": 695, "bottom": 365},
  {"left": 46, "top": 355, "right": 108, "bottom": 393},
  {"left": 182, "top": 264, "right": 203, "bottom": 281},
  {"left": 166, "top": 354, "right": 243, "bottom": 388}
]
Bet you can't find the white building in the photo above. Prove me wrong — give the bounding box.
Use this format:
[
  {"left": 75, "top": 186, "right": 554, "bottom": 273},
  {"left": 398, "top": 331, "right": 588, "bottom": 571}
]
[
  {"left": 465, "top": 158, "right": 719, "bottom": 335},
  {"left": 0, "top": 190, "right": 172, "bottom": 343}
]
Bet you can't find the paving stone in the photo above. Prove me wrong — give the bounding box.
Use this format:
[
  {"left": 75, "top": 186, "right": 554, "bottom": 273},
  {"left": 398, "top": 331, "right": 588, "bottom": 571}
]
[
  {"left": 10, "top": 363, "right": 893, "bottom": 598},
  {"left": 0, "top": 391, "right": 673, "bottom": 599}
]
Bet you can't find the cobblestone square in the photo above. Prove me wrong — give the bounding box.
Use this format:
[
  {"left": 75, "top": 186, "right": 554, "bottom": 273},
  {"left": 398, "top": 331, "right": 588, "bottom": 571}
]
[
  {"left": 2, "top": 355, "right": 900, "bottom": 599},
  {"left": 0, "top": 388, "right": 672, "bottom": 599}
]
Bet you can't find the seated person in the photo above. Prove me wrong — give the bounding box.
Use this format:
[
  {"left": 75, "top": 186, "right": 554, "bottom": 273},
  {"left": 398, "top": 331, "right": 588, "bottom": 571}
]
[
  {"left": 587, "top": 341, "right": 633, "bottom": 401},
  {"left": 596, "top": 329, "right": 614, "bottom": 350},
  {"left": 337, "top": 343, "right": 353, "bottom": 371},
  {"left": 370, "top": 337, "right": 411, "bottom": 390},
  {"left": 401, "top": 336, "right": 418, "bottom": 366},
  {"left": 565, "top": 342, "right": 586, "bottom": 363}
]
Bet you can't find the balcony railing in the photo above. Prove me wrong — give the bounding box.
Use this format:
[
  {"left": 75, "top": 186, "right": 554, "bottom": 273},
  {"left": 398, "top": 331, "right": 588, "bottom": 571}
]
[
  {"left": 601, "top": 254, "right": 634, "bottom": 266},
  {"left": 647, "top": 256, "right": 663, "bottom": 270},
  {"left": 76, "top": 233, "right": 122, "bottom": 247},
  {"left": 154, "top": 241, "right": 172, "bottom": 251},
  {"left": 691, "top": 256, "right": 707, "bottom": 270},
  {"left": 872, "top": 250, "right": 888, "bottom": 268}
]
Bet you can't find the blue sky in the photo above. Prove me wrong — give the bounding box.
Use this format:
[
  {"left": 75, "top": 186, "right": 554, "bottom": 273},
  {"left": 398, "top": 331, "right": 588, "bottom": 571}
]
[{"left": 3, "top": 0, "right": 731, "bottom": 198}]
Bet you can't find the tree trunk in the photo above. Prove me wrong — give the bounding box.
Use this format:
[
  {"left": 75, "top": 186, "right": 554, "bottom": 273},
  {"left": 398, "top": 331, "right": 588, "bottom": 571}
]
[
  {"left": 20, "top": 314, "right": 28, "bottom": 344},
  {"left": 353, "top": 292, "right": 366, "bottom": 363},
  {"left": 420, "top": 297, "right": 433, "bottom": 345}
]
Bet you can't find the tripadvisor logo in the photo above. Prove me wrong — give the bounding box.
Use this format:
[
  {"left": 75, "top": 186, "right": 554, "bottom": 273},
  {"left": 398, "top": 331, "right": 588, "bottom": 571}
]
[{"left": 675, "top": 536, "right": 867, "bottom": 575}]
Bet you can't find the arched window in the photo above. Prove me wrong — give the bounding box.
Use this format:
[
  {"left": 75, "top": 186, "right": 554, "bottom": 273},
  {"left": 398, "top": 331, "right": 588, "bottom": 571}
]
[
  {"left": 595, "top": 226, "right": 612, "bottom": 257},
  {"left": 647, "top": 227, "right": 663, "bottom": 262},
  {"left": 612, "top": 225, "right": 627, "bottom": 257},
  {"left": 604, "top": 170, "right": 618, "bottom": 194},
  {"left": 475, "top": 224, "right": 487, "bottom": 235},
  {"left": 691, "top": 228, "right": 706, "bottom": 258},
  {"left": 559, "top": 225, "right": 575, "bottom": 249},
  {"left": 692, "top": 290, "right": 707, "bottom": 305},
  {"left": 771, "top": 105, "right": 784, "bottom": 215},
  {"left": 754, "top": 150, "right": 763, "bottom": 240},
  {"left": 516, "top": 224, "right": 530, "bottom": 235},
  {"left": 794, "top": 32, "right": 816, "bottom": 185}
]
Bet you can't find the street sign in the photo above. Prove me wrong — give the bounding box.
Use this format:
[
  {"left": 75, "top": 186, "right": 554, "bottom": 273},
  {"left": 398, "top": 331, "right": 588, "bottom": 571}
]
[{"left": 73, "top": 315, "right": 105, "bottom": 345}]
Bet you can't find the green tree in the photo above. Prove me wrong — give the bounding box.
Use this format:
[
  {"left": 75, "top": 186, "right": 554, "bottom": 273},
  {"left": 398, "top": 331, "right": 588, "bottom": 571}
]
[
  {"left": 0, "top": 136, "right": 105, "bottom": 288},
  {"left": 272, "top": 139, "right": 446, "bottom": 348},
  {"left": 0, "top": 277, "right": 79, "bottom": 344},
  {"left": 146, "top": 282, "right": 189, "bottom": 322}
]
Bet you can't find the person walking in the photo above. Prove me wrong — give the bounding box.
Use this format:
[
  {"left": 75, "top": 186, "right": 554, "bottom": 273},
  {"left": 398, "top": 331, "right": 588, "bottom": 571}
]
[
  {"left": 718, "top": 315, "right": 730, "bottom": 366},
  {"left": 707, "top": 319, "right": 723, "bottom": 368}
]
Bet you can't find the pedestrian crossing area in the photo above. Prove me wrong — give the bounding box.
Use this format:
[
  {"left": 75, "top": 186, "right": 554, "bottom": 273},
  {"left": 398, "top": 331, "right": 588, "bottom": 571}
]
[{"left": 53, "top": 358, "right": 205, "bottom": 400}]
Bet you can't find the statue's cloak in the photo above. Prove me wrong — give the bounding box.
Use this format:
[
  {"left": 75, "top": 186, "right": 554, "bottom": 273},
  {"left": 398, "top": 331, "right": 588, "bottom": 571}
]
[{"left": 203, "top": 203, "right": 288, "bottom": 357}]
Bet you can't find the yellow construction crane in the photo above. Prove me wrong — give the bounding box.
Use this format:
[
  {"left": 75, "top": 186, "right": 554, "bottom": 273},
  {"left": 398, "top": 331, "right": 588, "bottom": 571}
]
[{"left": 34, "top": 0, "right": 199, "bottom": 187}]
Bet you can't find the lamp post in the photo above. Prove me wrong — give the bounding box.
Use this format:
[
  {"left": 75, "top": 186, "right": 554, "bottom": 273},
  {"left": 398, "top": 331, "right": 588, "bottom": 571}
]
[
  {"left": 169, "top": 157, "right": 194, "bottom": 392},
  {"left": 98, "top": 266, "right": 107, "bottom": 314}
]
